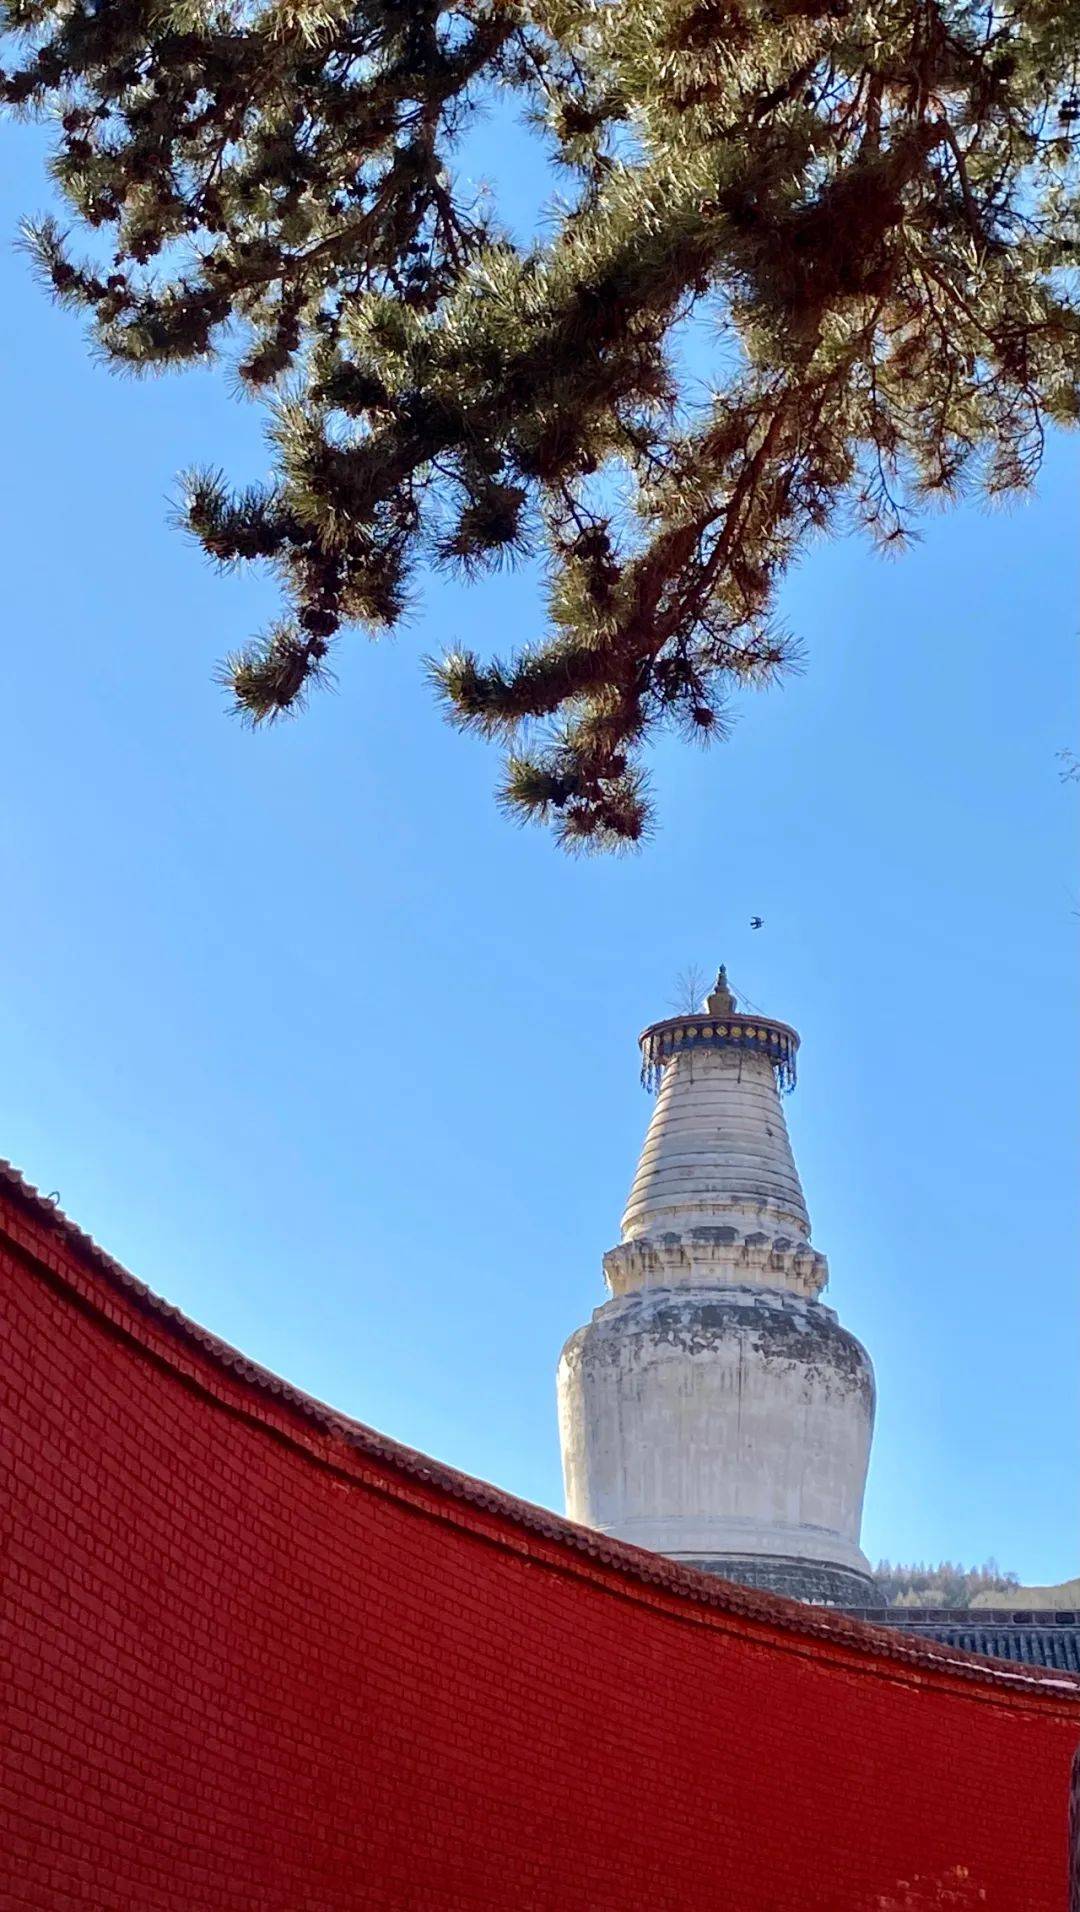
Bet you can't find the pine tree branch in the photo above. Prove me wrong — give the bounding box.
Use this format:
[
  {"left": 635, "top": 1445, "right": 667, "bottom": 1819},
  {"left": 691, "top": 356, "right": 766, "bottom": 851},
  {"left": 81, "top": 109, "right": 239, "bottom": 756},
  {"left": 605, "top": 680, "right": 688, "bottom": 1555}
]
[{"left": 5, "top": 0, "right": 1077, "bottom": 845}]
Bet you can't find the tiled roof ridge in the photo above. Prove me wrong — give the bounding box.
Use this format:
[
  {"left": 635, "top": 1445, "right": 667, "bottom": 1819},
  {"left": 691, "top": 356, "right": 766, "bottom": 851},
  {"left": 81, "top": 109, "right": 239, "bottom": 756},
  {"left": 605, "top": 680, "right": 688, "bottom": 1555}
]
[
  {"left": 4, "top": 1155, "right": 1079, "bottom": 1704},
  {"left": 848, "top": 1607, "right": 1080, "bottom": 1624}
]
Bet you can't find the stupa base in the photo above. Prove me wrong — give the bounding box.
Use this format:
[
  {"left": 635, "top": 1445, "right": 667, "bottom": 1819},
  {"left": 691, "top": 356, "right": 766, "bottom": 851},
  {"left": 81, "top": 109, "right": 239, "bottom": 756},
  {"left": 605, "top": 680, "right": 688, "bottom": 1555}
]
[{"left": 679, "top": 1553, "right": 884, "bottom": 1608}]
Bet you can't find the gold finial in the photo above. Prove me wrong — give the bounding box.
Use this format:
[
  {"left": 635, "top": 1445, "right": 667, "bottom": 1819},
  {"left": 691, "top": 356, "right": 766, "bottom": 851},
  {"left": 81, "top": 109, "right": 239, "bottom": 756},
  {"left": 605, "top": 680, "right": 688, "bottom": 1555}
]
[{"left": 703, "top": 964, "right": 736, "bottom": 1016}]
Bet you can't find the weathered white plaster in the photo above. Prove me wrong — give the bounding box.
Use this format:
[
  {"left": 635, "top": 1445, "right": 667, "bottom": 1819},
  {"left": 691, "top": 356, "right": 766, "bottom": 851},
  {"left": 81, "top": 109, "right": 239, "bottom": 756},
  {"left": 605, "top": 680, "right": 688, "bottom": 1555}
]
[
  {"left": 557, "top": 978, "right": 876, "bottom": 1591},
  {"left": 558, "top": 1287, "right": 874, "bottom": 1572}
]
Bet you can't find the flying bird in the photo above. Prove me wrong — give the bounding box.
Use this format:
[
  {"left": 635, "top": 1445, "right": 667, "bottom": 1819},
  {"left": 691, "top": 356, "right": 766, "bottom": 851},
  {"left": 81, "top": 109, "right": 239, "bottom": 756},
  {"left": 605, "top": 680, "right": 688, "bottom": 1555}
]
[{"left": 750, "top": 916, "right": 764, "bottom": 930}]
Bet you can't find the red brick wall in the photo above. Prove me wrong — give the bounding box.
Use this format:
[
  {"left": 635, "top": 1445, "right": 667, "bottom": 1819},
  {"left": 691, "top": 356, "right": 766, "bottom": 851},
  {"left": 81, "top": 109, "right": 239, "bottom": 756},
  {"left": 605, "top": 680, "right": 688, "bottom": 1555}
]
[{"left": 2, "top": 1175, "right": 1078, "bottom": 1911}]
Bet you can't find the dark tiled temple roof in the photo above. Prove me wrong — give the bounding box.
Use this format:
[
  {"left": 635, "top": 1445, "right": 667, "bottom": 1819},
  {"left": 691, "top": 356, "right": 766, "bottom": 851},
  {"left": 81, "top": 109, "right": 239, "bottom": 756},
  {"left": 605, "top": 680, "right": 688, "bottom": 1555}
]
[{"left": 842, "top": 1608, "right": 1080, "bottom": 1673}]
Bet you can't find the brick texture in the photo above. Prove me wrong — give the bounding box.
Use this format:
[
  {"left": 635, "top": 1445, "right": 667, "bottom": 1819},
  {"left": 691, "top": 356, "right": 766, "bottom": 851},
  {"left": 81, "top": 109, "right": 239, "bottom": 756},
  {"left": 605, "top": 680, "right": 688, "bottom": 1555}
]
[{"left": 1, "top": 1168, "right": 1078, "bottom": 1911}]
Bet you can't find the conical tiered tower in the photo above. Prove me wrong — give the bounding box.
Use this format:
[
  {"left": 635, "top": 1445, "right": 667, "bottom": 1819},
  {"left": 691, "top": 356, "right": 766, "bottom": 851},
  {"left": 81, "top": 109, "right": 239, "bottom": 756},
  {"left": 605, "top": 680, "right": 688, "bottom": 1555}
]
[{"left": 557, "top": 968, "right": 877, "bottom": 1605}]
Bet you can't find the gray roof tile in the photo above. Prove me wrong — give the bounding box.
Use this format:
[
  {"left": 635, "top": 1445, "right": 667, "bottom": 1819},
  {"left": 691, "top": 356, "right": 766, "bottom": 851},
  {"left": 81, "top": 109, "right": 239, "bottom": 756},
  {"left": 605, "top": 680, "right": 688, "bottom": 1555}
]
[{"left": 841, "top": 1608, "right": 1080, "bottom": 1672}]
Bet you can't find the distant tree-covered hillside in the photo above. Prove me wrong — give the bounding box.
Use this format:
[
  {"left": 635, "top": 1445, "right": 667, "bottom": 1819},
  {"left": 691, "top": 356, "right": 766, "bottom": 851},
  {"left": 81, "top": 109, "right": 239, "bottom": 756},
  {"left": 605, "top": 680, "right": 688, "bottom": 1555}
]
[
  {"left": 873, "top": 1561, "right": 1019, "bottom": 1610},
  {"left": 970, "top": 1576, "right": 1080, "bottom": 1610}
]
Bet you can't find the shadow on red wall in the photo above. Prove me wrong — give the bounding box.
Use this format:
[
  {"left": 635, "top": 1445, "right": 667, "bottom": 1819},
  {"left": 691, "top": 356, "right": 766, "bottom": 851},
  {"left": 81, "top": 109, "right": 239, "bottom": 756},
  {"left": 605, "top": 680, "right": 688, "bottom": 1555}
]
[{"left": 2, "top": 1161, "right": 1077, "bottom": 1911}]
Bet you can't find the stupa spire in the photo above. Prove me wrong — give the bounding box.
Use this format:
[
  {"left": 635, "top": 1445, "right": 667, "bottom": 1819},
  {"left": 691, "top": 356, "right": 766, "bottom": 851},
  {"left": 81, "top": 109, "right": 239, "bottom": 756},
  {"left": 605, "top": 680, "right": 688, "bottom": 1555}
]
[
  {"left": 622, "top": 973, "right": 810, "bottom": 1263},
  {"left": 557, "top": 975, "right": 878, "bottom": 1607},
  {"left": 703, "top": 964, "right": 736, "bottom": 1015}
]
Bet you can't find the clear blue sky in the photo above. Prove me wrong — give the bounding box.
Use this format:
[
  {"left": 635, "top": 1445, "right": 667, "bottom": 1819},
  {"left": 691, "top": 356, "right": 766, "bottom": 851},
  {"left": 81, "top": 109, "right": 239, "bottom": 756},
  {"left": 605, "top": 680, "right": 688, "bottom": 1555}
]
[{"left": 1, "top": 110, "right": 1077, "bottom": 1586}]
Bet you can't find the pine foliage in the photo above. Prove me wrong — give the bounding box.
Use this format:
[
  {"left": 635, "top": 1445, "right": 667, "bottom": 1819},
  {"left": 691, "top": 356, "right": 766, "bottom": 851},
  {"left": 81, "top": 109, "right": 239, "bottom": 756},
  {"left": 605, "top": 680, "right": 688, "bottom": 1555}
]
[{"left": 4, "top": 0, "right": 1079, "bottom": 844}]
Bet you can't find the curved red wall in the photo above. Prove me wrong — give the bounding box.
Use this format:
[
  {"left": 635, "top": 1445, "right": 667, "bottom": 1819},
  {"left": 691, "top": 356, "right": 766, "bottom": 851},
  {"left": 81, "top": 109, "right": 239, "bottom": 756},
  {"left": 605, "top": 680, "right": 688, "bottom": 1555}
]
[{"left": 2, "top": 1166, "right": 1077, "bottom": 1911}]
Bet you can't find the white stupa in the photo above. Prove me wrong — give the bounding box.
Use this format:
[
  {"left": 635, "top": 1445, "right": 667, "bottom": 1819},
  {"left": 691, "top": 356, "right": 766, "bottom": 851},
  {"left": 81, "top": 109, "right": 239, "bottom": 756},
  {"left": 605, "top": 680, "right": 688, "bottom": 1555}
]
[{"left": 557, "top": 967, "right": 877, "bottom": 1605}]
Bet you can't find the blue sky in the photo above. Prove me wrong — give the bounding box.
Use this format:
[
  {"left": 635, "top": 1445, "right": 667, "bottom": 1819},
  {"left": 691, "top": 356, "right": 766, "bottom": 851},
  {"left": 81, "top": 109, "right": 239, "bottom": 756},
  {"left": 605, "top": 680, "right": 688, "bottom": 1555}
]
[{"left": 1, "top": 113, "right": 1077, "bottom": 1586}]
